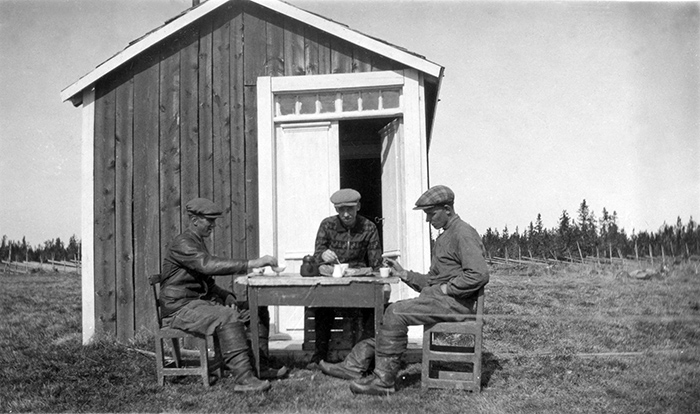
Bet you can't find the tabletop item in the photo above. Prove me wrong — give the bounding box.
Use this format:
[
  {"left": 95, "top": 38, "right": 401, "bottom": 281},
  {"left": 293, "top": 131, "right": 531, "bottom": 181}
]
[
  {"left": 300, "top": 255, "right": 319, "bottom": 277},
  {"left": 332, "top": 263, "right": 349, "bottom": 278},
  {"left": 379, "top": 267, "right": 391, "bottom": 278}
]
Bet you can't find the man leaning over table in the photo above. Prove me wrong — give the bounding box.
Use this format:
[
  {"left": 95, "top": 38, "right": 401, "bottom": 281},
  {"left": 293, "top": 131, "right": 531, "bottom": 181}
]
[
  {"left": 308, "top": 188, "right": 383, "bottom": 368},
  {"left": 319, "top": 185, "right": 490, "bottom": 395},
  {"left": 159, "top": 197, "right": 288, "bottom": 393}
]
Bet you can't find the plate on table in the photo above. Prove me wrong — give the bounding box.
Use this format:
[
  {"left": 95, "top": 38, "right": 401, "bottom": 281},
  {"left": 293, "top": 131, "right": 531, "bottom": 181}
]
[{"left": 343, "top": 267, "right": 373, "bottom": 277}]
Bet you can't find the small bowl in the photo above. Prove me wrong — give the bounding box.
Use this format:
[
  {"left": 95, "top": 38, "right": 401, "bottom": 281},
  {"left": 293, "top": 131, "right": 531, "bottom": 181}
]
[{"left": 272, "top": 265, "right": 286, "bottom": 274}]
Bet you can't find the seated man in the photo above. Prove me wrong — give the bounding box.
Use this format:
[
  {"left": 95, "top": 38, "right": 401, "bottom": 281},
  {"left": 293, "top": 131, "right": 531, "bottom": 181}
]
[
  {"left": 319, "top": 185, "right": 490, "bottom": 395},
  {"left": 160, "top": 197, "right": 288, "bottom": 392},
  {"left": 309, "top": 189, "right": 383, "bottom": 367}
]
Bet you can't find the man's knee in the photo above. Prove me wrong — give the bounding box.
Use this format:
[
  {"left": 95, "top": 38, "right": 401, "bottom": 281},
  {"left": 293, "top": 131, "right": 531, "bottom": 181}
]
[{"left": 381, "top": 303, "right": 408, "bottom": 331}]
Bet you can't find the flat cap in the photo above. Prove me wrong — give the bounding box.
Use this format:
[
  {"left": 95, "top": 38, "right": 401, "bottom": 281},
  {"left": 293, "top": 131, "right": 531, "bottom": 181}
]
[
  {"left": 186, "top": 198, "right": 223, "bottom": 218},
  {"left": 413, "top": 185, "right": 455, "bottom": 210},
  {"left": 330, "top": 188, "right": 361, "bottom": 207}
]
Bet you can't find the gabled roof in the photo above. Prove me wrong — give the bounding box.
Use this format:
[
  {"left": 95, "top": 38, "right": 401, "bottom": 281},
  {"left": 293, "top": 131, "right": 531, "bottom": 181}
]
[{"left": 60, "top": 0, "right": 444, "bottom": 104}]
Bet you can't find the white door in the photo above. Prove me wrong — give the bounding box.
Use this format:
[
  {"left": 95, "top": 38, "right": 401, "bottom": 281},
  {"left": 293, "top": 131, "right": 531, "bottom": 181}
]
[
  {"left": 379, "top": 118, "right": 415, "bottom": 302},
  {"left": 273, "top": 121, "right": 339, "bottom": 339}
]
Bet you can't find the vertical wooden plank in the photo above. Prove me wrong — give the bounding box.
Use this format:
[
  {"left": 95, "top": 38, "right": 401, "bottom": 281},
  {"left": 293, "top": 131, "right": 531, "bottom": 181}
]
[
  {"left": 284, "top": 18, "right": 305, "bottom": 76},
  {"left": 199, "top": 17, "right": 214, "bottom": 200},
  {"left": 180, "top": 26, "right": 200, "bottom": 228},
  {"left": 133, "top": 52, "right": 161, "bottom": 332},
  {"left": 159, "top": 42, "right": 182, "bottom": 261},
  {"left": 242, "top": 4, "right": 266, "bottom": 258},
  {"left": 93, "top": 80, "right": 117, "bottom": 337},
  {"left": 244, "top": 85, "right": 259, "bottom": 258},
  {"left": 331, "top": 37, "right": 353, "bottom": 74},
  {"left": 304, "top": 25, "right": 319, "bottom": 75},
  {"left": 353, "top": 45, "right": 372, "bottom": 73},
  {"left": 244, "top": 3, "right": 267, "bottom": 86},
  {"left": 81, "top": 88, "right": 96, "bottom": 344},
  {"left": 267, "top": 11, "right": 284, "bottom": 76},
  {"left": 317, "top": 30, "right": 332, "bottom": 75},
  {"left": 230, "top": 4, "right": 246, "bottom": 259},
  {"left": 115, "top": 71, "right": 134, "bottom": 342},
  {"left": 212, "top": 9, "right": 232, "bottom": 257}
]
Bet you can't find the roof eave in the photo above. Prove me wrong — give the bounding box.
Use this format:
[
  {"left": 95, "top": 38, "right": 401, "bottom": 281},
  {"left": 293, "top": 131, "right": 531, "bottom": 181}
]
[{"left": 61, "top": 0, "right": 444, "bottom": 104}]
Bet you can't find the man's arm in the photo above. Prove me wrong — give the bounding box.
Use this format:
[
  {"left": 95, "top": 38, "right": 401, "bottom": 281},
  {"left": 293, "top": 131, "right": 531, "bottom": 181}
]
[
  {"left": 365, "top": 222, "right": 383, "bottom": 269},
  {"left": 444, "top": 233, "right": 489, "bottom": 298},
  {"left": 385, "top": 258, "right": 430, "bottom": 292},
  {"left": 314, "top": 219, "right": 336, "bottom": 263},
  {"left": 169, "top": 237, "right": 249, "bottom": 276}
]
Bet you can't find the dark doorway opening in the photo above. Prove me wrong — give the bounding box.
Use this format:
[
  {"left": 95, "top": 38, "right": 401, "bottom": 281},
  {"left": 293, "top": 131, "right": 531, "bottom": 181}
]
[{"left": 338, "top": 117, "right": 395, "bottom": 245}]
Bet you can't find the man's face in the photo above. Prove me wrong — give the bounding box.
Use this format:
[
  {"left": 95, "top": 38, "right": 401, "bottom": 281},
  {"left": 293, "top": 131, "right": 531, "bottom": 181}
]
[
  {"left": 424, "top": 205, "right": 450, "bottom": 230},
  {"left": 335, "top": 204, "right": 359, "bottom": 228},
  {"left": 192, "top": 216, "right": 217, "bottom": 238}
]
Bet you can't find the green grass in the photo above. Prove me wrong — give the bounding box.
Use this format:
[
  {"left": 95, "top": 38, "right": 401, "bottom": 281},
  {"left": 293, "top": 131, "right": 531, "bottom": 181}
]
[{"left": 1, "top": 263, "right": 699, "bottom": 413}]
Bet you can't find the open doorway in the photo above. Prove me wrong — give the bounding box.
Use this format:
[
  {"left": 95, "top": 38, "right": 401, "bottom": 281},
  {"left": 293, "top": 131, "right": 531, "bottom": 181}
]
[{"left": 338, "top": 117, "right": 395, "bottom": 245}]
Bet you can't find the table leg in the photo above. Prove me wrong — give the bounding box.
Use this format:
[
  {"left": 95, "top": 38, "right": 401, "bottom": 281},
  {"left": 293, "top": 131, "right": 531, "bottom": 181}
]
[
  {"left": 249, "top": 287, "right": 260, "bottom": 377},
  {"left": 374, "top": 284, "right": 384, "bottom": 335}
]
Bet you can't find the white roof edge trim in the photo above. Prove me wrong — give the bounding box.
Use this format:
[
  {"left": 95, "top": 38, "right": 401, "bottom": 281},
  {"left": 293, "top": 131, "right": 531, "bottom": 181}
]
[
  {"left": 61, "top": 0, "right": 443, "bottom": 103},
  {"left": 60, "top": 0, "right": 229, "bottom": 102},
  {"left": 254, "top": 0, "right": 443, "bottom": 78}
]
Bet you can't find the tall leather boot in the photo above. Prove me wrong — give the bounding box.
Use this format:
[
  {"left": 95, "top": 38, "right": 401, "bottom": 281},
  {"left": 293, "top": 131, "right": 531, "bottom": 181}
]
[
  {"left": 309, "top": 308, "right": 333, "bottom": 365},
  {"left": 256, "top": 315, "right": 289, "bottom": 380},
  {"left": 349, "top": 329, "right": 407, "bottom": 396},
  {"left": 216, "top": 323, "right": 271, "bottom": 393},
  {"left": 319, "top": 338, "right": 375, "bottom": 380}
]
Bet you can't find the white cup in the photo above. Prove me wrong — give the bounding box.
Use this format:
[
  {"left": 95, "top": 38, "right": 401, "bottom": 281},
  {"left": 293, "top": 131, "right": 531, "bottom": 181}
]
[
  {"left": 332, "top": 263, "right": 348, "bottom": 278},
  {"left": 379, "top": 267, "right": 391, "bottom": 278}
]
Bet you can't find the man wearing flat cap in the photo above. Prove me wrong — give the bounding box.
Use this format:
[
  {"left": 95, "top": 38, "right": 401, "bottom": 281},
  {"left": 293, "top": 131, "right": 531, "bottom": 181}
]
[
  {"left": 159, "top": 197, "right": 287, "bottom": 392},
  {"left": 308, "top": 188, "right": 383, "bottom": 367},
  {"left": 320, "top": 185, "right": 490, "bottom": 396}
]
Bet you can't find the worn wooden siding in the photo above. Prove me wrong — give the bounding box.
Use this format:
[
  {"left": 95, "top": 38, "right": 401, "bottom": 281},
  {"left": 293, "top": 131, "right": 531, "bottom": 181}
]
[{"left": 91, "top": 2, "right": 405, "bottom": 339}]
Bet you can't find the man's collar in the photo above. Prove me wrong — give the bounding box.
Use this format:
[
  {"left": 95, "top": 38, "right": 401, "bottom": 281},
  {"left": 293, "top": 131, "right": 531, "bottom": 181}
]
[{"left": 442, "top": 214, "right": 460, "bottom": 231}]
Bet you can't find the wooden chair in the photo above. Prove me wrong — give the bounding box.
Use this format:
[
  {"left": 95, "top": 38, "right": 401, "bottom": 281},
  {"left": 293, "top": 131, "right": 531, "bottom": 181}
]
[
  {"left": 421, "top": 287, "right": 485, "bottom": 392},
  {"left": 149, "top": 274, "right": 224, "bottom": 386}
]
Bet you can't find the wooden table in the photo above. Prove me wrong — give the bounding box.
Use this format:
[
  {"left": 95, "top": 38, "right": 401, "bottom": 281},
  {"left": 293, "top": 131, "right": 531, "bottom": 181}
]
[{"left": 234, "top": 273, "right": 399, "bottom": 375}]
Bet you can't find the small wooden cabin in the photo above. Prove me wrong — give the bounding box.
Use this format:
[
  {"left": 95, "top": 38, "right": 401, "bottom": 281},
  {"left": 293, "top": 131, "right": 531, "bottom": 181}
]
[{"left": 61, "top": 0, "right": 443, "bottom": 344}]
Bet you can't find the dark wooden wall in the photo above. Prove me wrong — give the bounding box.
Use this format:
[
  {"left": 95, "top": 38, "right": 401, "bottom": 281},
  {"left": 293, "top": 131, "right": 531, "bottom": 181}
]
[{"left": 91, "top": 1, "right": 406, "bottom": 340}]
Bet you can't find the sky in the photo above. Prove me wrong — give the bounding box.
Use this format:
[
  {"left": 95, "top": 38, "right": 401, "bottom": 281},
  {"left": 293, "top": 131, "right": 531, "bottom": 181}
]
[{"left": 0, "top": 0, "right": 698, "bottom": 246}]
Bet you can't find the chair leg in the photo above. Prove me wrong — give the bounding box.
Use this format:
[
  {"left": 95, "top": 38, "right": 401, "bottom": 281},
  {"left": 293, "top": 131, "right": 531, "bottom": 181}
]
[
  {"left": 213, "top": 334, "right": 224, "bottom": 379},
  {"left": 421, "top": 326, "right": 431, "bottom": 389},
  {"left": 154, "top": 337, "right": 165, "bottom": 386},
  {"left": 198, "top": 337, "right": 211, "bottom": 387},
  {"left": 171, "top": 338, "right": 183, "bottom": 368}
]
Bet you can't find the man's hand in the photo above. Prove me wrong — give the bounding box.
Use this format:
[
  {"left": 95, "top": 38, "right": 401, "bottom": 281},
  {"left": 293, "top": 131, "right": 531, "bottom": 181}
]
[
  {"left": 225, "top": 294, "right": 236, "bottom": 308},
  {"left": 248, "top": 255, "right": 278, "bottom": 269},
  {"left": 321, "top": 249, "right": 338, "bottom": 263},
  {"left": 384, "top": 258, "right": 408, "bottom": 279}
]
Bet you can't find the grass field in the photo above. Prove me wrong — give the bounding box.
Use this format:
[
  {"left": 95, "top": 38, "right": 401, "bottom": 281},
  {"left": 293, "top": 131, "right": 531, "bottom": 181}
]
[{"left": 1, "top": 262, "right": 699, "bottom": 413}]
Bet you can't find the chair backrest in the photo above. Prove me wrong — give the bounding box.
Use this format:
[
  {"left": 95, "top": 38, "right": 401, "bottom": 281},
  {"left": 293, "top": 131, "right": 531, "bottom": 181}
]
[
  {"left": 149, "top": 274, "right": 164, "bottom": 328},
  {"left": 475, "top": 286, "right": 485, "bottom": 325}
]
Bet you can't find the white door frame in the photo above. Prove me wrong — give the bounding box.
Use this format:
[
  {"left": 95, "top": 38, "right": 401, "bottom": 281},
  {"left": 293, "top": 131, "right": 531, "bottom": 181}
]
[{"left": 257, "top": 70, "right": 431, "bottom": 336}]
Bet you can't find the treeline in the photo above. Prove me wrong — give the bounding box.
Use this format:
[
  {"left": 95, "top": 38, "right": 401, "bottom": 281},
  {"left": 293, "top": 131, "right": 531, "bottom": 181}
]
[
  {"left": 482, "top": 200, "right": 699, "bottom": 261},
  {"left": 0, "top": 235, "right": 81, "bottom": 263}
]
